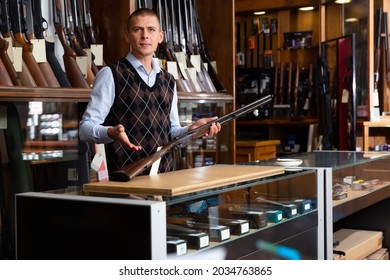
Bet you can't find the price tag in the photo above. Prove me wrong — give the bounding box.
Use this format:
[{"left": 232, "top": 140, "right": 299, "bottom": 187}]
[
  {"left": 76, "top": 56, "right": 88, "bottom": 77},
  {"left": 149, "top": 146, "right": 162, "bottom": 175},
  {"left": 83, "top": 48, "right": 93, "bottom": 68},
  {"left": 175, "top": 51, "right": 187, "bottom": 65},
  {"left": 90, "top": 44, "right": 104, "bottom": 66},
  {"left": 5, "top": 37, "right": 14, "bottom": 63},
  {"left": 12, "top": 47, "right": 23, "bottom": 72},
  {"left": 30, "top": 39, "right": 47, "bottom": 63},
  {"left": 342, "top": 89, "right": 349, "bottom": 103},
  {"left": 190, "top": 54, "right": 201, "bottom": 72},
  {"left": 167, "top": 61, "right": 179, "bottom": 79}
]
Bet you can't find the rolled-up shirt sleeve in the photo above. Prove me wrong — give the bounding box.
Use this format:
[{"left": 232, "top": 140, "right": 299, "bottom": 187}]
[{"left": 79, "top": 67, "right": 115, "bottom": 144}]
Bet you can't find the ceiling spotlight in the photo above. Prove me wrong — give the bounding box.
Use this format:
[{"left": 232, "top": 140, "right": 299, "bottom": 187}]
[
  {"left": 345, "top": 17, "right": 359, "bottom": 22},
  {"left": 299, "top": 6, "right": 315, "bottom": 11},
  {"left": 335, "top": 0, "right": 351, "bottom": 4},
  {"left": 253, "top": 11, "right": 266, "bottom": 15}
]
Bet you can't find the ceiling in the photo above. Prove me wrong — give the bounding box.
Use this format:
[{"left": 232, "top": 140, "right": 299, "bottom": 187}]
[{"left": 235, "top": 0, "right": 333, "bottom": 15}]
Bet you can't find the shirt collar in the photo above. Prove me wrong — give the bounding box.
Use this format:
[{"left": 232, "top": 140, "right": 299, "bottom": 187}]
[{"left": 126, "top": 52, "right": 161, "bottom": 74}]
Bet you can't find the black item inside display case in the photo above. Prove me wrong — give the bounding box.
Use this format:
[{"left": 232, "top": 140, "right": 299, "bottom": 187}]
[
  {"left": 319, "top": 34, "right": 356, "bottom": 151},
  {"left": 236, "top": 68, "right": 273, "bottom": 119}
]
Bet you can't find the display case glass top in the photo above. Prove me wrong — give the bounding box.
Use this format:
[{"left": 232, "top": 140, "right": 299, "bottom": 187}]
[{"left": 247, "top": 150, "right": 390, "bottom": 171}]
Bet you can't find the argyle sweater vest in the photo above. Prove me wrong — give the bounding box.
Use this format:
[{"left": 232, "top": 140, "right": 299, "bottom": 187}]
[{"left": 105, "top": 58, "right": 175, "bottom": 175}]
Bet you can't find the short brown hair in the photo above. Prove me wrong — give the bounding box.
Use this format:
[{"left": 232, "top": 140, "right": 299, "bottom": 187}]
[{"left": 127, "top": 8, "right": 160, "bottom": 31}]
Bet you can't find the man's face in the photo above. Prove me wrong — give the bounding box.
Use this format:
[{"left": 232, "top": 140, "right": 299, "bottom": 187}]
[{"left": 125, "top": 14, "right": 163, "bottom": 59}]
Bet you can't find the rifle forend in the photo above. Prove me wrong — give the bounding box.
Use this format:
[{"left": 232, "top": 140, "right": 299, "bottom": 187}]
[{"left": 110, "top": 94, "right": 273, "bottom": 182}]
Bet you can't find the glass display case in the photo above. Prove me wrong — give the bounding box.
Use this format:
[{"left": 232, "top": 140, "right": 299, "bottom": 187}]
[
  {"left": 246, "top": 150, "right": 390, "bottom": 259},
  {"left": 177, "top": 93, "right": 234, "bottom": 168},
  {"left": 15, "top": 165, "right": 320, "bottom": 260},
  {"left": 1, "top": 89, "right": 235, "bottom": 260}
]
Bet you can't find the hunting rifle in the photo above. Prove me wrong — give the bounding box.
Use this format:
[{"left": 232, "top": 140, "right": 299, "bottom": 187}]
[
  {"left": 53, "top": 0, "right": 90, "bottom": 88},
  {"left": 63, "top": 0, "right": 95, "bottom": 84},
  {"left": 373, "top": 7, "right": 382, "bottom": 107},
  {"left": 69, "top": 0, "right": 99, "bottom": 75},
  {"left": 110, "top": 94, "right": 273, "bottom": 182},
  {"left": 31, "top": 0, "right": 72, "bottom": 87},
  {"left": 9, "top": 0, "right": 49, "bottom": 87},
  {"left": 273, "top": 63, "right": 278, "bottom": 104},
  {"left": 1, "top": 0, "right": 36, "bottom": 86},
  {"left": 292, "top": 62, "right": 300, "bottom": 117},
  {"left": 21, "top": 0, "right": 60, "bottom": 87},
  {"left": 384, "top": 12, "right": 390, "bottom": 111},
  {"left": 286, "top": 61, "right": 293, "bottom": 105}
]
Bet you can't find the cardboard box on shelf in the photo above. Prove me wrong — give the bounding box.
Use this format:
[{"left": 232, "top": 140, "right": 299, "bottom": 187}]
[{"left": 333, "top": 229, "right": 383, "bottom": 260}]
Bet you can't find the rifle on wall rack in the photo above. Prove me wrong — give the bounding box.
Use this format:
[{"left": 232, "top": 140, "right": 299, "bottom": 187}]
[
  {"left": 383, "top": 12, "right": 390, "bottom": 112},
  {"left": 0, "top": 0, "right": 36, "bottom": 86},
  {"left": 31, "top": 0, "right": 72, "bottom": 87},
  {"left": 21, "top": 0, "right": 61, "bottom": 87},
  {"left": 278, "top": 62, "right": 284, "bottom": 105},
  {"left": 157, "top": 0, "right": 195, "bottom": 92},
  {"left": 302, "top": 63, "right": 313, "bottom": 116},
  {"left": 182, "top": 0, "right": 217, "bottom": 93},
  {"left": 0, "top": 33, "right": 22, "bottom": 86},
  {"left": 286, "top": 61, "right": 292, "bottom": 105},
  {"left": 9, "top": 0, "right": 49, "bottom": 87},
  {"left": 63, "top": 0, "right": 95, "bottom": 85},
  {"left": 373, "top": 7, "right": 382, "bottom": 108},
  {"left": 167, "top": 0, "right": 205, "bottom": 93},
  {"left": 70, "top": 0, "right": 99, "bottom": 75},
  {"left": 110, "top": 94, "right": 273, "bottom": 182},
  {"left": 191, "top": 0, "right": 226, "bottom": 92},
  {"left": 53, "top": 0, "right": 90, "bottom": 88},
  {"left": 273, "top": 63, "right": 278, "bottom": 105},
  {"left": 292, "top": 62, "right": 300, "bottom": 117},
  {"left": 150, "top": 0, "right": 225, "bottom": 93},
  {"left": 81, "top": 0, "right": 105, "bottom": 69}
]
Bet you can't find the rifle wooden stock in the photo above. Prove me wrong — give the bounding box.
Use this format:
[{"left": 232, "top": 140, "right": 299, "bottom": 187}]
[
  {"left": 2, "top": 33, "right": 37, "bottom": 87},
  {"left": 23, "top": 0, "right": 60, "bottom": 87},
  {"left": 0, "top": 37, "right": 22, "bottom": 86},
  {"left": 31, "top": 0, "right": 72, "bottom": 87},
  {"left": 46, "top": 40, "right": 72, "bottom": 87},
  {"left": 26, "top": 35, "right": 60, "bottom": 87},
  {"left": 69, "top": 35, "right": 96, "bottom": 83},
  {"left": 110, "top": 94, "right": 273, "bottom": 182},
  {"left": 13, "top": 32, "right": 49, "bottom": 87},
  {"left": 54, "top": 24, "right": 90, "bottom": 88},
  {"left": 0, "top": 56, "right": 13, "bottom": 86}
]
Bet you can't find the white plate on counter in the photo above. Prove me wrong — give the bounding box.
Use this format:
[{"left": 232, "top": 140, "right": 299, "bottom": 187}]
[{"left": 275, "top": 158, "right": 303, "bottom": 168}]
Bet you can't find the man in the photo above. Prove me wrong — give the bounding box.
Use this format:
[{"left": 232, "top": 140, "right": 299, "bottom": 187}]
[{"left": 79, "top": 8, "right": 221, "bottom": 176}]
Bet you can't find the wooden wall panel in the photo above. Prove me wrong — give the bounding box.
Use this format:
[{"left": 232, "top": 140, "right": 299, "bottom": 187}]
[
  {"left": 90, "top": 0, "right": 132, "bottom": 64},
  {"left": 196, "top": 0, "right": 235, "bottom": 100}
]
